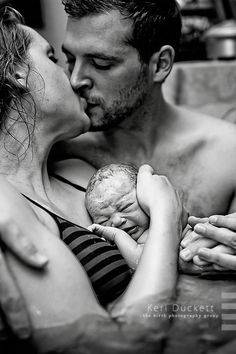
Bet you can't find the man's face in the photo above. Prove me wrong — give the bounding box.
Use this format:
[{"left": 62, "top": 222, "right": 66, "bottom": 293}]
[{"left": 62, "top": 10, "right": 150, "bottom": 131}]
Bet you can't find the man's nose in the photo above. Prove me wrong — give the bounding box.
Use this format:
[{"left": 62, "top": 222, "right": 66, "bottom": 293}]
[
  {"left": 111, "top": 215, "right": 127, "bottom": 228},
  {"left": 70, "top": 68, "right": 93, "bottom": 92}
]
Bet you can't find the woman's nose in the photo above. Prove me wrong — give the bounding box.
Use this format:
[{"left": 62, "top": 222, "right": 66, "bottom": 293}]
[{"left": 111, "top": 215, "right": 126, "bottom": 228}]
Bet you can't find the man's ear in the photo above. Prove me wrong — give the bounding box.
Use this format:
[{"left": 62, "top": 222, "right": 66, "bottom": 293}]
[{"left": 149, "top": 45, "right": 175, "bottom": 83}]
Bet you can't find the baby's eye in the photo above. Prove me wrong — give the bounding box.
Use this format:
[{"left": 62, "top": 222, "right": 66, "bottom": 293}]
[
  {"left": 98, "top": 220, "right": 108, "bottom": 226},
  {"left": 119, "top": 203, "right": 133, "bottom": 212}
]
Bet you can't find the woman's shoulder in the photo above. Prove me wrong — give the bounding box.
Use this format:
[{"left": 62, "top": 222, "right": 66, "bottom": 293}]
[
  {"left": 0, "top": 176, "right": 60, "bottom": 238},
  {"left": 52, "top": 158, "right": 96, "bottom": 189},
  {"left": 0, "top": 176, "right": 32, "bottom": 221}
]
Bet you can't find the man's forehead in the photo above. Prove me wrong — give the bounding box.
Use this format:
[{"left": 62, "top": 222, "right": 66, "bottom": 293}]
[{"left": 64, "top": 10, "right": 132, "bottom": 50}]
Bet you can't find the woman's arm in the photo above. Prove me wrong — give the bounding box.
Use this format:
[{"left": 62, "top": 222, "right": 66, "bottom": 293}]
[{"left": 0, "top": 177, "right": 108, "bottom": 352}]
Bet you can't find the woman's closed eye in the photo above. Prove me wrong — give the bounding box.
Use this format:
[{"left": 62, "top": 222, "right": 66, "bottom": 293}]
[
  {"left": 49, "top": 54, "right": 58, "bottom": 64},
  {"left": 48, "top": 45, "right": 58, "bottom": 64}
]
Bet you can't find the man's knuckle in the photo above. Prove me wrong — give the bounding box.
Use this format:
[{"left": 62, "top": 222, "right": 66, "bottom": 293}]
[
  {"left": 229, "top": 235, "right": 236, "bottom": 249},
  {"left": 212, "top": 253, "right": 220, "bottom": 263}
]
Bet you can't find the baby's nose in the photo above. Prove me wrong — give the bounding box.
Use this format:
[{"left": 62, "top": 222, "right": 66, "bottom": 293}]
[{"left": 111, "top": 215, "right": 126, "bottom": 228}]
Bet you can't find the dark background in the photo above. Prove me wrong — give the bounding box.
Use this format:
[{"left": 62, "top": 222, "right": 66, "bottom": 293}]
[{"left": 0, "top": 0, "right": 43, "bottom": 28}]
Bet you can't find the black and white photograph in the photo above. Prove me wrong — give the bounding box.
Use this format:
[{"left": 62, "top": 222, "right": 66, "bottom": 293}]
[{"left": 1, "top": 1, "right": 236, "bottom": 353}]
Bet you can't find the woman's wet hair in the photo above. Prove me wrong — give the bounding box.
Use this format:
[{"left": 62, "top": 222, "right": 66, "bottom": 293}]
[
  {"left": 62, "top": 0, "right": 182, "bottom": 63},
  {"left": 0, "top": 6, "right": 35, "bottom": 156}
]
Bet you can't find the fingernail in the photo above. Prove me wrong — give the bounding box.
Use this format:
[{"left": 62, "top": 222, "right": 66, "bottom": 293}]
[
  {"left": 198, "top": 248, "right": 210, "bottom": 258},
  {"left": 209, "top": 216, "right": 217, "bottom": 224},
  {"left": 180, "top": 249, "right": 192, "bottom": 261},
  {"left": 194, "top": 224, "right": 206, "bottom": 234},
  {"left": 33, "top": 253, "right": 48, "bottom": 265},
  {"left": 181, "top": 239, "right": 187, "bottom": 247}
]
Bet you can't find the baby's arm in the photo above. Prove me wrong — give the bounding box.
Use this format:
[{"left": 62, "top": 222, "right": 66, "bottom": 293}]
[{"left": 88, "top": 224, "right": 144, "bottom": 270}]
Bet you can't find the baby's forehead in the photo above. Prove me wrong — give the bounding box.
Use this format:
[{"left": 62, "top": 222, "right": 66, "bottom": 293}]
[
  {"left": 97, "top": 172, "right": 133, "bottom": 189},
  {"left": 92, "top": 173, "right": 136, "bottom": 205}
]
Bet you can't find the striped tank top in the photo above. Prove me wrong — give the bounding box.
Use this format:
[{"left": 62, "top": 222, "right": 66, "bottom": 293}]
[{"left": 23, "top": 174, "right": 131, "bottom": 306}]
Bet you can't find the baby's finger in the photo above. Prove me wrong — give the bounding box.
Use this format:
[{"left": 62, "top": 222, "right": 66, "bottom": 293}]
[
  {"left": 88, "top": 224, "right": 117, "bottom": 241},
  {"left": 180, "top": 229, "right": 201, "bottom": 248},
  {"left": 180, "top": 236, "right": 217, "bottom": 262}
]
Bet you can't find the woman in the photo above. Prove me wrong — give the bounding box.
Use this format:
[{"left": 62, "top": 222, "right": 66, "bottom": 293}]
[{"left": 0, "top": 6, "right": 183, "bottom": 353}]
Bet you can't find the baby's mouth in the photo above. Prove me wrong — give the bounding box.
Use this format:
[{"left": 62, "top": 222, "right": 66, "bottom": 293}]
[{"left": 124, "top": 225, "right": 139, "bottom": 236}]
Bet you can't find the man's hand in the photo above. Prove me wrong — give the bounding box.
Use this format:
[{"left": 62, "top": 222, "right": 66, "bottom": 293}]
[
  {"left": 0, "top": 217, "right": 48, "bottom": 339},
  {"left": 137, "top": 164, "right": 183, "bottom": 227},
  {"left": 180, "top": 213, "right": 236, "bottom": 271}
]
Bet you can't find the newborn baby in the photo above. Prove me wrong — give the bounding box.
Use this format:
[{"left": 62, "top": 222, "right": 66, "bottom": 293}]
[{"left": 86, "top": 164, "right": 188, "bottom": 270}]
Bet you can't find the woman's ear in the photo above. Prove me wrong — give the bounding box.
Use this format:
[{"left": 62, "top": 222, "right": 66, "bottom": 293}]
[
  {"left": 149, "top": 45, "right": 175, "bottom": 83},
  {"left": 14, "top": 67, "right": 27, "bottom": 88}
]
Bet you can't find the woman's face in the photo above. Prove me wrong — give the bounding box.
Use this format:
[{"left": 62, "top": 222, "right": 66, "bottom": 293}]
[{"left": 22, "top": 26, "right": 90, "bottom": 139}]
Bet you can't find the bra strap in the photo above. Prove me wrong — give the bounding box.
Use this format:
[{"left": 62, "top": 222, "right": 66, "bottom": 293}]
[{"left": 51, "top": 173, "right": 86, "bottom": 192}]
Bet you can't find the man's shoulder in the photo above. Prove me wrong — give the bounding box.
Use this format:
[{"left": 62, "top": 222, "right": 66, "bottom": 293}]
[{"left": 181, "top": 107, "right": 236, "bottom": 145}]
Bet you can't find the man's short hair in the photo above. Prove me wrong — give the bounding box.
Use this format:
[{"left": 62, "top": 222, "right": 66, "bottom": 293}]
[{"left": 62, "top": 0, "right": 182, "bottom": 63}]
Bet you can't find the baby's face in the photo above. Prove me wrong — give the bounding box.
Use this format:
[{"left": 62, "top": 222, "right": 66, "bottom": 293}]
[{"left": 89, "top": 174, "right": 149, "bottom": 240}]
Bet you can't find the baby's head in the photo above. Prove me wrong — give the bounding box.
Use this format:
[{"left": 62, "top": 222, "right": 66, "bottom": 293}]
[{"left": 85, "top": 164, "right": 149, "bottom": 240}]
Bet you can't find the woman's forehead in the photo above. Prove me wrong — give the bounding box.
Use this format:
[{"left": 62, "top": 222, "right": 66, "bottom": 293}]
[{"left": 20, "top": 25, "right": 49, "bottom": 48}]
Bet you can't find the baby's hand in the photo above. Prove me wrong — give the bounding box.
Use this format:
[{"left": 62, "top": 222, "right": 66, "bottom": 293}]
[
  {"left": 88, "top": 224, "right": 143, "bottom": 270},
  {"left": 88, "top": 224, "right": 127, "bottom": 242}
]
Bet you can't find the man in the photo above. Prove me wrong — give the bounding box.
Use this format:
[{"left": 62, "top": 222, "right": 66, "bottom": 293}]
[{"left": 59, "top": 0, "right": 236, "bottom": 219}]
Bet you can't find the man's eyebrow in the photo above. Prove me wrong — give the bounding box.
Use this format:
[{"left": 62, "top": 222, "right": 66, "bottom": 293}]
[
  {"left": 61, "top": 45, "right": 119, "bottom": 61},
  {"left": 86, "top": 53, "right": 119, "bottom": 61}
]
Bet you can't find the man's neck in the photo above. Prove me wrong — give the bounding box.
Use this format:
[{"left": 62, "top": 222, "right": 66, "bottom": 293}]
[{"left": 68, "top": 94, "right": 176, "bottom": 168}]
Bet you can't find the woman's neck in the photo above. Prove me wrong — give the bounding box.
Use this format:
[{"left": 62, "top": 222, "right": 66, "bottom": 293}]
[{"left": 0, "top": 132, "right": 52, "bottom": 202}]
